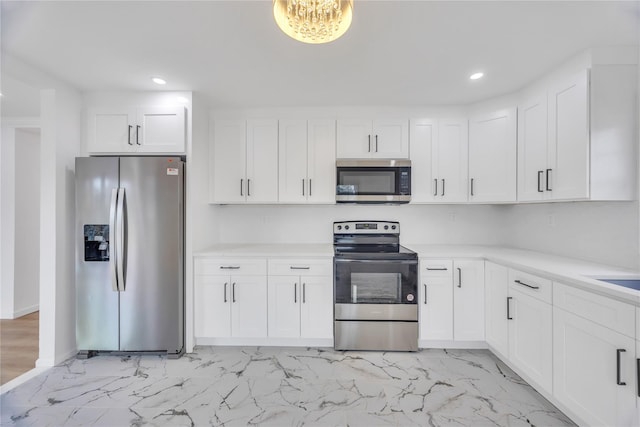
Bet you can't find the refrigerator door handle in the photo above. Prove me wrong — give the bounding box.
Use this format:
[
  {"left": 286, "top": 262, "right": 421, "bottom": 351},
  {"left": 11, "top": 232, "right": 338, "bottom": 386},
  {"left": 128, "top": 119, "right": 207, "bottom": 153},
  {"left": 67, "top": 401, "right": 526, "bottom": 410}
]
[
  {"left": 116, "top": 188, "right": 127, "bottom": 292},
  {"left": 109, "top": 189, "right": 119, "bottom": 292}
]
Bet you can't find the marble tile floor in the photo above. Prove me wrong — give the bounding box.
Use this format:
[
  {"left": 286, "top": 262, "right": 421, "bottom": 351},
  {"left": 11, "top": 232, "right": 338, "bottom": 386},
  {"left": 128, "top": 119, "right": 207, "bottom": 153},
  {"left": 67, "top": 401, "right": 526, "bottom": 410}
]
[{"left": 0, "top": 346, "right": 576, "bottom": 427}]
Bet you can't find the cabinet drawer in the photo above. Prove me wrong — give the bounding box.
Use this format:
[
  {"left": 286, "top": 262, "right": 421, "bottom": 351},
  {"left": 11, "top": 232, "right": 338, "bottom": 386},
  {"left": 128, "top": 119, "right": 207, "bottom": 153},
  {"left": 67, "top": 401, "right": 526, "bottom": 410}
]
[
  {"left": 195, "top": 258, "right": 267, "bottom": 276},
  {"left": 554, "top": 282, "right": 635, "bottom": 338},
  {"left": 420, "top": 259, "right": 453, "bottom": 277},
  {"left": 268, "top": 258, "right": 333, "bottom": 276},
  {"left": 508, "top": 269, "right": 552, "bottom": 304}
]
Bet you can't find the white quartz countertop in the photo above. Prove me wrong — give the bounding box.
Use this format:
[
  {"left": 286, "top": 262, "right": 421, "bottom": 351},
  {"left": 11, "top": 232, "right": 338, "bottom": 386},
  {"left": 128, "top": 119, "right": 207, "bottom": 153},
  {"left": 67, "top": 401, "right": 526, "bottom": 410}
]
[
  {"left": 194, "top": 243, "right": 334, "bottom": 258},
  {"left": 195, "top": 243, "right": 640, "bottom": 305},
  {"left": 408, "top": 244, "right": 640, "bottom": 305}
]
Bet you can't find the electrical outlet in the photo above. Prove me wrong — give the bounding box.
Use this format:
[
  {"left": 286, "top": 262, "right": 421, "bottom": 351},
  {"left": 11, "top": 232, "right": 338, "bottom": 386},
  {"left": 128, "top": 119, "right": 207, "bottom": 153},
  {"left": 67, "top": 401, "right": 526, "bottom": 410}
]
[{"left": 548, "top": 214, "right": 555, "bottom": 227}]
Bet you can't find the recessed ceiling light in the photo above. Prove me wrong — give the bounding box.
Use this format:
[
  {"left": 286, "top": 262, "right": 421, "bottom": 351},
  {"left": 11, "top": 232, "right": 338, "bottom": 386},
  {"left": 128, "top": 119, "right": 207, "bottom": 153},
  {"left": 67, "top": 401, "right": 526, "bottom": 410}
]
[
  {"left": 470, "top": 72, "right": 484, "bottom": 80},
  {"left": 152, "top": 77, "right": 167, "bottom": 85}
]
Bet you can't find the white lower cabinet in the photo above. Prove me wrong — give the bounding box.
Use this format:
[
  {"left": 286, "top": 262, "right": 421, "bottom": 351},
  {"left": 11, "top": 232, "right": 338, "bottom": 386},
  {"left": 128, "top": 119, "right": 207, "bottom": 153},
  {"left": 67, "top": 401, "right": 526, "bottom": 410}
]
[
  {"left": 484, "top": 262, "right": 509, "bottom": 357},
  {"left": 419, "top": 258, "right": 484, "bottom": 343}
]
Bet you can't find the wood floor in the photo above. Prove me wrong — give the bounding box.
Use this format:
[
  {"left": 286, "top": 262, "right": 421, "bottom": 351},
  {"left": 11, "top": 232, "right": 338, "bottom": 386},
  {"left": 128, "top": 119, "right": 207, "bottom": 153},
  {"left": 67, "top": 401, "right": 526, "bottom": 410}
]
[{"left": 0, "top": 311, "right": 39, "bottom": 385}]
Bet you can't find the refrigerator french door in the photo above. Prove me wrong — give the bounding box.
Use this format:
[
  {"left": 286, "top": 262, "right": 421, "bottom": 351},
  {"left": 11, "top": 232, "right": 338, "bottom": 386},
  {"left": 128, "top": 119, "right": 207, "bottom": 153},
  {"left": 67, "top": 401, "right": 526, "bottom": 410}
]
[{"left": 75, "top": 156, "right": 184, "bottom": 356}]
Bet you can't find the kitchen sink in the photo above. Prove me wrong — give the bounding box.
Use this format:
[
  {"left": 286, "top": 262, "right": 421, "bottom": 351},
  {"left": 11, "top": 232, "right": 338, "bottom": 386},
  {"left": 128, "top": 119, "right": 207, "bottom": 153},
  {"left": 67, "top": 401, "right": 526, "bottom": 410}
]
[{"left": 590, "top": 277, "right": 640, "bottom": 291}]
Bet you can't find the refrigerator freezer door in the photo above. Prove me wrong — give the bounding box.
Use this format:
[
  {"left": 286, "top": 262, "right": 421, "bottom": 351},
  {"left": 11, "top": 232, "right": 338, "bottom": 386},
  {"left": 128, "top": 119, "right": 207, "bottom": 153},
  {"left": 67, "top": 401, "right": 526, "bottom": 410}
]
[
  {"left": 118, "top": 157, "right": 184, "bottom": 353},
  {"left": 76, "top": 157, "right": 120, "bottom": 351}
]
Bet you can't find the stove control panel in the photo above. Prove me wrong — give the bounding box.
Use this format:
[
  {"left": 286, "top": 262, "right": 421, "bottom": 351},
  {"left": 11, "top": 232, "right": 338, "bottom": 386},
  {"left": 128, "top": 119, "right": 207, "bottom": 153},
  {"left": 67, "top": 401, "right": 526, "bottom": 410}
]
[{"left": 334, "top": 221, "right": 399, "bottom": 234}]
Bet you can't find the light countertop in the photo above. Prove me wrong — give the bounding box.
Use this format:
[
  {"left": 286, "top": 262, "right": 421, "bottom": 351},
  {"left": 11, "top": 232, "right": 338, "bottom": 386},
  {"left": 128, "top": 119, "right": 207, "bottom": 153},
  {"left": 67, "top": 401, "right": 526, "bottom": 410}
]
[{"left": 195, "top": 243, "right": 640, "bottom": 305}]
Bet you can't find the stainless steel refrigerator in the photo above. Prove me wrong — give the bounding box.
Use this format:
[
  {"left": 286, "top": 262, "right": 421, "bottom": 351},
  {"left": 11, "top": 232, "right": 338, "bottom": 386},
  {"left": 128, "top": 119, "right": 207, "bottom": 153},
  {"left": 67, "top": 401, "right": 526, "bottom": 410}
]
[{"left": 75, "top": 156, "right": 184, "bottom": 357}]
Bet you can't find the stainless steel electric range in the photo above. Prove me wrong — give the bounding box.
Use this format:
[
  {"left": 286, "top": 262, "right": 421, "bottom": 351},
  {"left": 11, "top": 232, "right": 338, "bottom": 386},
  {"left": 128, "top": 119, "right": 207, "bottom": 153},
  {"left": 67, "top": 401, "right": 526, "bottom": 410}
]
[{"left": 333, "top": 221, "right": 418, "bottom": 351}]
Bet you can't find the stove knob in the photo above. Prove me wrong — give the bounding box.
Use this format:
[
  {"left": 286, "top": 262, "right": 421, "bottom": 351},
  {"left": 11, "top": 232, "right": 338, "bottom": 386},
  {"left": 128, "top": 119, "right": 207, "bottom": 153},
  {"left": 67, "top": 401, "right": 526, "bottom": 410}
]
[
  {"left": 337, "top": 225, "right": 342, "bottom": 230},
  {"left": 391, "top": 225, "right": 397, "bottom": 230},
  {"left": 384, "top": 225, "right": 389, "bottom": 230},
  {"left": 345, "top": 225, "right": 350, "bottom": 230}
]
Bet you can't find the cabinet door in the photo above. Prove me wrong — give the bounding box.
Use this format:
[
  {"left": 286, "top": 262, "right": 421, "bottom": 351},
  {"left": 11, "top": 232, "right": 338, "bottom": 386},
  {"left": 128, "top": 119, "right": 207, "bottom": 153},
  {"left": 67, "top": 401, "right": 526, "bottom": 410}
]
[
  {"left": 194, "top": 275, "right": 231, "bottom": 338},
  {"left": 517, "top": 94, "right": 548, "bottom": 201},
  {"left": 278, "top": 120, "right": 308, "bottom": 203},
  {"left": 484, "top": 262, "right": 509, "bottom": 357},
  {"left": 307, "top": 119, "right": 336, "bottom": 204},
  {"left": 547, "top": 70, "right": 590, "bottom": 200},
  {"left": 508, "top": 287, "right": 552, "bottom": 392},
  {"left": 87, "top": 108, "right": 136, "bottom": 153},
  {"left": 436, "top": 119, "right": 468, "bottom": 202},
  {"left": 231, "top": 276, "right": 268, "bottom": 338},
  {"left": 211, "top": 119, "right": 247, "bottom": 203},
  {"left": 372, "top": 119, "right": 409, "bottom": 158},
  {"left": 553, "top": 307, "right": 637, "bottom": 427},
  {"left": 300, "top": 277, "right": 334, "bottom": 339},
  {"left": 419, "top": 259, "right": 453, "bottom": 340},
  {"left": 136, "top": 106, "right": 186, "bottom": 153},
  {"left": 246, "top": 119, "right": 279, "bottom": 203},
  {"left": 453, "top": 260, "right": 485, "bottom": 341},
  {"left": 409, "top": 119, "right": 437, "bottom": 203},
  {"left": 336, "top": 119, "right": 371, "bottom": 158},
  {"left": 468, "top": 109, "right": 517, "bottom": 202},
  {"left": 268, "top": 275, "right": 301, "bottom": 338}
]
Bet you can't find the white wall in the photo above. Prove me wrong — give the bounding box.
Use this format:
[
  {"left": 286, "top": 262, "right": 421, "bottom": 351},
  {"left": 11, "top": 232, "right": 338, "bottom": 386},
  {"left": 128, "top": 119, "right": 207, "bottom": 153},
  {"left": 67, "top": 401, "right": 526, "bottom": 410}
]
[
  {"left": 213, "top": 204, "right": 508, "bottom": 247},
  {"left": 14, "top": 128, "right": 40, "bottom": 316},
  {"left": 0, "top": 127, "right": 17, "bottom": 318}
]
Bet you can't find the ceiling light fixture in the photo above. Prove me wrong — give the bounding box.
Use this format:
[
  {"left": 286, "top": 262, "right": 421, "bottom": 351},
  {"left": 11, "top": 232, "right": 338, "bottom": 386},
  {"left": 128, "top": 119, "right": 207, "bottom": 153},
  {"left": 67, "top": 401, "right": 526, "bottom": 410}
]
[
  {"left": 152, "top": 77, "right": 167, "bottom": 85},
  {"left": 273, "top": 0, "right": 353, "bottom": 44},
  {"left": 469, "top": 72, "right": 484, "bottom": 80}
]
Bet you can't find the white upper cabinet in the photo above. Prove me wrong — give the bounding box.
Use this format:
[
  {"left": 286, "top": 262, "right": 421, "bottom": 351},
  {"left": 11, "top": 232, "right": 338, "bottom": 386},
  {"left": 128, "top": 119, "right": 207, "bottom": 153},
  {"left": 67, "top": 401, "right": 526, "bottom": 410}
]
[
  {"left": 210, "top": 119, "right": 278, "bottom": 204},
  {"left": 410, "top": 118, "right": 468, "bottom": 203},
  {"left": 88, "top": 106, "right": 185, "bottom": 154},
  {"left": 337, "top": 119, "right": 408, "bottom": 159},
  {"left": 518, "top": 62, "right": 637, "bottom": 202},
  {"left": 279, "top": 119, "right": 336, "bottom": 204},
  {"left": 468, "top": 108, "right": 517, "bottom": 202}
]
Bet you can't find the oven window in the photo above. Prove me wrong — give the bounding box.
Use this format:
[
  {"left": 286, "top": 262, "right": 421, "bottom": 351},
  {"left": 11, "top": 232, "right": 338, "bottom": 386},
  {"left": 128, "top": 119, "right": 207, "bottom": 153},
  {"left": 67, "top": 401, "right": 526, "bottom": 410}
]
[
  {"left": 337, "top": 170, "right": 395, "bottom": 194},
  {"left": 351, "top": 273, "right": 400, "bottom": 303}
]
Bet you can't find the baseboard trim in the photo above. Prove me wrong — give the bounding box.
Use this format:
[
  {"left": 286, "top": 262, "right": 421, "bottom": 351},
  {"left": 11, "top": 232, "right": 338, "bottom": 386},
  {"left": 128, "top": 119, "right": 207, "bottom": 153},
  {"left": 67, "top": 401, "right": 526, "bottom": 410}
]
[
  {"left": 13, "top": 304, "right": 39, "bottom": 318},
  {"left": 195, "top": 337, "right": 334, "bottom": 347},
  {"left": 0, "top": 367, "right": 49, "bottom": 394},
  {"left": 419, "top": 340, "right": 488, "bottom": 349}
]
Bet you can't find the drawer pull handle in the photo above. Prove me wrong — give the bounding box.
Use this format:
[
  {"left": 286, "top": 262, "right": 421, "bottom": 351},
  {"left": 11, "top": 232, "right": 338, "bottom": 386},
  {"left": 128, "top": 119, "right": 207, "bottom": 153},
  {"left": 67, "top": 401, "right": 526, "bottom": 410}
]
[
  {"left": 224, "top": 282, "right": 228, "bottom": 303},
  {"left": 514, "top": 279, "right": 539, "bottom": 290},
  {"left": 303, "top": 283, "right": 306, "bottom": 303},
  {"left": 232, "top": 282, "right": 236, "bottom": 303},
  {"left": 220, "top": 266, "right": 241, "bottom": 270},
  {"left": 617, "top": 349, "right": 627, "bottom": 386},
  {"left": 423, "top": 284, "right": 427, "bottom": 304},
  {"left": 294, "top": 283, "right": 297, "bottom": 303},
  {"left": 507, "top": 297, "right": 513, "bottom": 320},
  {"left": 426, "top": 267, "right": 448, "bottom": 271},
  {"left": 290, "top": 266, "right": 310, "bottom": 270},
  {"left": 457, "top": 267, "right": 462, "bottom": 288}
]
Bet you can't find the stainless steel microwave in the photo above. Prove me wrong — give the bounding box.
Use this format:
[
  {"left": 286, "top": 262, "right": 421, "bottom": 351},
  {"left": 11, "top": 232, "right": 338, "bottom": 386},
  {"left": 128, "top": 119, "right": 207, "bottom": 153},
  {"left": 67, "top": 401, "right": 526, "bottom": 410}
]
[{"left": 336, "top": 159, "right": 411, "bottom": 203}]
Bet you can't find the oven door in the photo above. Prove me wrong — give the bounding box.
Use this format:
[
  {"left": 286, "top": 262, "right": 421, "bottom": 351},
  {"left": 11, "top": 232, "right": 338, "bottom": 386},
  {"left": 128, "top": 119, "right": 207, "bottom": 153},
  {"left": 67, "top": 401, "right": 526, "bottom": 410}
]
[{"left": 334, "top": 258, "right": 418, "bottom": 305}]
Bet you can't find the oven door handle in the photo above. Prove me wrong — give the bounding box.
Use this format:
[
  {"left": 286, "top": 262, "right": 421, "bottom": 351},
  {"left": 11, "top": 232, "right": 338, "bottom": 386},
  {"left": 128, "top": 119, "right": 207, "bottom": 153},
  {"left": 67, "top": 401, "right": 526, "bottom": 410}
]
[{"left": 334, "top": 258, "right": 418, "bottom": 265}]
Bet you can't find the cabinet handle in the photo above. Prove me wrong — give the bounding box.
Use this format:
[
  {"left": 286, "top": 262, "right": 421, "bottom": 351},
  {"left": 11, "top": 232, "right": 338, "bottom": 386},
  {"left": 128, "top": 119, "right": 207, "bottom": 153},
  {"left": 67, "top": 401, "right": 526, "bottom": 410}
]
[
  {"left": 309, "top": 179, "right": 312, "bottom": 196},
  {"left": 224, "top": 282, "right": 228, "bottom": 303},
  {"left": 220, "top": 266, "right": 240, "bottom": 270},
  {"left": 434, "top": 179, "right": 438, "bottom": 197},
  {"left": 617, "top": 349, "right": 627, "bottom": 385},
  {"left": 423, "top": 284, "right": 427, "bottom": 304},
  {"left": 375, "top": 135, "right": 378, "bottom": 152},
  {"left": 136, "top": 125, "right": 141, "bottom": 145},
  {"left": 232, "top": 282, "right": 236, "bottom": 303},
  {"left": 290, "top": 266, "right": 310, "bottom": 270},
  {"left": 546, "top": 169, "right": 552, "bottom": 191},
  {"left": 302, "top": 283, "right": 306, "bottom": 303},
  {"left": 507, "top": 297, "right": 513, "bottom": 320},
  {"left": 294, "top": 283, "right": 297, "bottom": 303},
  {"left": 240, "top": 179, "right": 243, "bottom": 196},
  {"left": 128, "top": 125, "right": 133, "bottom": 145},
  {"left": 457, "top": 267, "right": 462, "bottom": 288},
  {"left": 514, "top": 279, "right": 539, "bottom": 290},
  {"left": 247, "top": 179, "right": 251, "bottom": 196},
  {"left": 426, "top": 267, "right": 448, "bottom": 271},
  {"left": 441, "top": 179, "right": 445, "bottom": 196},
  {"left": 636, "top": 358, "right": 639, "bottom": 397},
  {"left": 302, "top": 179, "right": 305, "bottom": 196},
  {"left": 368, "top": 135, "right": 371, "bottom": 152},
  {"left": 537, "top": 171, "right": 543, "bottom": 192},
  {"left": 470, "top": 178, "right": 474, "bottom": 196}
]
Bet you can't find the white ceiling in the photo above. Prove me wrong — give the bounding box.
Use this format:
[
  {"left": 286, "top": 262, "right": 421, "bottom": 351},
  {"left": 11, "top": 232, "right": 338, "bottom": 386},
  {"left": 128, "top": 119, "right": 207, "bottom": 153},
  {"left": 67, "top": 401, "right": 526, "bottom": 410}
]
[{"left": 1, "top": 0, "right": 639, "bottom": 114}]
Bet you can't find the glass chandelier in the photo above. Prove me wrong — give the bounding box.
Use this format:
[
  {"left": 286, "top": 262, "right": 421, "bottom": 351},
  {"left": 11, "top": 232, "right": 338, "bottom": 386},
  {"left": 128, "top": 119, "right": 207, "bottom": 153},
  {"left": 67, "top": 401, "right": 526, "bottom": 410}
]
[{"left": 273, "top": 0, "right": 354, "bottom": 44}]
